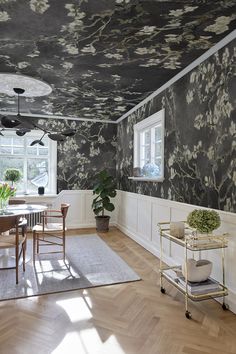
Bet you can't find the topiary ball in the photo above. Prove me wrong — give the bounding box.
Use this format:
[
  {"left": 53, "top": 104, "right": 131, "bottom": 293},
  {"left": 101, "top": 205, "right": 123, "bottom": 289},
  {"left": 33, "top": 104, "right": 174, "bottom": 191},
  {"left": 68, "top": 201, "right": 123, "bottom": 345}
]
[{"left": 187, "top": 209, "right": 221, "bottom": 233}]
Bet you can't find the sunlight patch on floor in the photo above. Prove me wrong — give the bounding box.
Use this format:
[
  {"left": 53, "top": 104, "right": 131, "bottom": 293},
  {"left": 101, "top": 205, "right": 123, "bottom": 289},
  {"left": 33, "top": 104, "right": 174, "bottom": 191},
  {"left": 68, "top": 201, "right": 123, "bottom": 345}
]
[
  {"left": 56, "top": 297, "right": 92, "bottom": 322},
  {"left": 51, "top": 332, "right": 89, "bottom": 354}
]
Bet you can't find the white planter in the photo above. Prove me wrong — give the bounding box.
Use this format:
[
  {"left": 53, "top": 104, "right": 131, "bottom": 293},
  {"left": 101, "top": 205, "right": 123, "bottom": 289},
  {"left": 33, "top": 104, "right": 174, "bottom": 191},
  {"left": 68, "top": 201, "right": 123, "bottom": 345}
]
[{"left": 182, "top": 259, "right": 213, "bottom": 282}]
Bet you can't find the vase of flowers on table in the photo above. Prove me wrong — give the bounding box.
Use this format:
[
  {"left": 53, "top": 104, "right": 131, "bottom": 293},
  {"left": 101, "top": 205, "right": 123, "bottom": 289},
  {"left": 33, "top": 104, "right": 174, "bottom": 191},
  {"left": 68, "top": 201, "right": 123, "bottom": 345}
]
[{"left": 0, "top": 183, "right": 16, "bottom": 214}]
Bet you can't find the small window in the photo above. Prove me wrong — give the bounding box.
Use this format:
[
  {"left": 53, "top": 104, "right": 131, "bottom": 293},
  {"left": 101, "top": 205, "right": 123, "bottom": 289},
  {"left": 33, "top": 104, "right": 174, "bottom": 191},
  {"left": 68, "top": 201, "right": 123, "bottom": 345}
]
[
  {"left": 0, "top": 130, "right": 57, "bottom": 194},
  {"left": 133, "top": 109, "right": 164, "bottom": 181}
]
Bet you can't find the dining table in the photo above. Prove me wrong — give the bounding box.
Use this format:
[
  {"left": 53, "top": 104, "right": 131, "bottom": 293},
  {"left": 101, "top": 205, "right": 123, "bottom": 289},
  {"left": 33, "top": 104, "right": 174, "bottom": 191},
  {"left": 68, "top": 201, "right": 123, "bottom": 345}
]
[{"left": 0, "top": 204, "right": 48, "bottom": 268}]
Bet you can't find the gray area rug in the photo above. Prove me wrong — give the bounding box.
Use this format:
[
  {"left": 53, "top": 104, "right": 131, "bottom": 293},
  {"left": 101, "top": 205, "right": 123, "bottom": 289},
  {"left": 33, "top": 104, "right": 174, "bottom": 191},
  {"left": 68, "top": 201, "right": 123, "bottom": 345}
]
[{"left": 0, "top": 235, "right": 140, "bottom": 301}]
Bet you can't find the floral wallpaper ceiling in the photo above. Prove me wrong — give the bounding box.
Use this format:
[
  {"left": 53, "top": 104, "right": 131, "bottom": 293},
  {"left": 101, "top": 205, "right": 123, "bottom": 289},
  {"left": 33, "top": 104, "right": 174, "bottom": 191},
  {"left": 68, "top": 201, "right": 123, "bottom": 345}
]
[{"left": 0, "top": 0, "right": 235, "bottom": 121}]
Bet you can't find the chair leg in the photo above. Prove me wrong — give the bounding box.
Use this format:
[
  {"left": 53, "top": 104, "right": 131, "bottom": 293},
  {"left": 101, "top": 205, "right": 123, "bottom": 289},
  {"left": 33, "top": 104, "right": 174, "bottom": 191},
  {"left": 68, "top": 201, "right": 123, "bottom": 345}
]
[
  {"left": 16, "top": 246, "right": 19, "bottom": 285},
  {"left": 33, "top": 231, "right": 36, "bottom": 263},
  {"left": 22, "top": 242, "right": 26, "bottom": 272},
  {"left": 63, "top": 234, "right": 66, "bottom": 262},
  {"left": 36, "top": 234, "right": 39, "bottom": 254}
]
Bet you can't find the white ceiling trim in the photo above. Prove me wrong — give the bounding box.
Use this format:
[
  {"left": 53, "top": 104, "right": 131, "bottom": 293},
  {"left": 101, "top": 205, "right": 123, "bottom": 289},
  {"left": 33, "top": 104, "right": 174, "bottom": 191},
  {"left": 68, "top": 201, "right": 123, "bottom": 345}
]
[
  {"left": 116, "top": 29, "right": 236, "bottom": 124},
  {"left": 0, "top": 111, "right": 117, "bottom": 124}
]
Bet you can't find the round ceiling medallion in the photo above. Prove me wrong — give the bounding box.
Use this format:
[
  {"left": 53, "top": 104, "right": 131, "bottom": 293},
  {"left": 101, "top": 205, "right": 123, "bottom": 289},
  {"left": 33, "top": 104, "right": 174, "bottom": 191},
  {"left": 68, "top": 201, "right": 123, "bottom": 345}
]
[{"left": 0, "top": 73, "right": 52, "bottom": 97}]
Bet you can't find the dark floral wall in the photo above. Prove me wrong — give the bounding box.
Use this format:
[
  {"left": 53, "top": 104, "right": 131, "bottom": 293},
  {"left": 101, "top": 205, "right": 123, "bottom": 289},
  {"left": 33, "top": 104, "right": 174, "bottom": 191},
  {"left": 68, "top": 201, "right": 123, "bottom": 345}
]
[
  {"left": 116, "top": 39, "right": 236, "bottom": 213},
  {"left": 35, "top": 118, "right": 117, "bottom": 191}
]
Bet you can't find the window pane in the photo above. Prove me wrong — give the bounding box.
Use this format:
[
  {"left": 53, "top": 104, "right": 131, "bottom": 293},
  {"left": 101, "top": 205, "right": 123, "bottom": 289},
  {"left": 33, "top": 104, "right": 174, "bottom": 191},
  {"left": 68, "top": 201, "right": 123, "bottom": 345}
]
[
  {"left": 144, "top": 130, "right": 150, "bottom": 145},
  {"left": 134, "top": 109, "right": 164, "bottom": 179},
  {"left": 27, "top": 147, "right": 37, "bottom": 155},
  {"left": 13, "top": 137, "right": 24, "bottom": 146},
  {"left": 0, "top": 146, "right": 12, "bottom": 154},
  {"left": 155, "top": 126, "right": 161, "bottom": 141},
  {"left": 144, "top": 145, "right": 151, "bottom": 162},
  {"left": 1, "top": 136, "right": 12, "bottom": 145},
  {"left": 155, "top": 142, "right": 162, "bottom": 157},
  {"left": 0, "top": 157, "right": 24, "bottom": 191},
  {"left": 39, "top": 148, "right": 49, "bottom": 156},
  {"left": 155, "top": 158, "right": 162, "bottom": 170},
  {"left": 27, "top": 158, "right": 49, "bottom": 193},
  {"left": 13, "top": 147, "right": 24, "bottom": 155}
]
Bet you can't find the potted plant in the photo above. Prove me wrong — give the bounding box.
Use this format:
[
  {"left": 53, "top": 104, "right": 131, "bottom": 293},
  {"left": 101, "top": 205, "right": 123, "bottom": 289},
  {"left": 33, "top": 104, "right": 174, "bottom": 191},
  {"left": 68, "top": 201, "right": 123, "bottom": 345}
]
[
  {"left": 4, "top": 168, "right": 22, "bottom": 186},
  {"left": 187, "top": 209, "right": 221, "bottom": 234},
  {"left": 92, "top": 170, "right": 117, "bottom": 232}
]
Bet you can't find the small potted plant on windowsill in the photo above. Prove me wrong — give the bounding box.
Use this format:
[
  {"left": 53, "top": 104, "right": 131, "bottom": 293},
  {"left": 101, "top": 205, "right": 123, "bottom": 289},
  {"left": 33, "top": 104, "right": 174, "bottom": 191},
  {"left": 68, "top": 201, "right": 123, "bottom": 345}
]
[
  {"left": 4, "top": 168, "right": 22, "bottom": 187},
  {"left": 92, "top": 170, "right": 117, "bottom": 232}
]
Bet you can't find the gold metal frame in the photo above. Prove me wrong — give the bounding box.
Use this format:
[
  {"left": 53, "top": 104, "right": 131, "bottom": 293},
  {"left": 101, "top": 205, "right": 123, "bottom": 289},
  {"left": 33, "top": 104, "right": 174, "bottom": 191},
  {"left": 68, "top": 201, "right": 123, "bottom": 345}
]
[{"left": 158, "top": 221, "right": 229, "bottom": 319}]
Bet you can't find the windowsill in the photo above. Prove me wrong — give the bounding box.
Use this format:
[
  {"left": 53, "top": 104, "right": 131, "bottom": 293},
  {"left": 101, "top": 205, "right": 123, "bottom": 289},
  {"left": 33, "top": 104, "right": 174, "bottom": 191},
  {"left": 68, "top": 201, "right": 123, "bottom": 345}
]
[
  {"left": 13, "top": 194, "right": 58, "bottom": 198},
  {"left": 128, "top": 177, "right": 164, "bottom": 182}
]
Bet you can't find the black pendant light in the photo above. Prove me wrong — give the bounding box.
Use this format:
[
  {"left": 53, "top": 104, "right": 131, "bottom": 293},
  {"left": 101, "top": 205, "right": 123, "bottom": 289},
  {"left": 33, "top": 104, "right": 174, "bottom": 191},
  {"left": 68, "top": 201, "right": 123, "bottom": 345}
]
[
  {"left": 62, "top": 128, "right": 77, "bottom": 137},
  {"left": 30, "top": 132, "right": 46, "bottom": 146},
  {"left": 0, "top": 86, "right": 77, "bottom": 144},
  {"left": 48, "top": 133, "right": 66, "bottom": 142}
]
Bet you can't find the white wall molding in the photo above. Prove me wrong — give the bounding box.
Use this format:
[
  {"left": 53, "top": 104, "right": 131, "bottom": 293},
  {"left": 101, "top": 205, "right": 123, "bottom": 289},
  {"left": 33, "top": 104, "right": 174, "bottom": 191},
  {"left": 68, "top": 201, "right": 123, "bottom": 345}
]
[
  {"left": 23, "top": 189, "right": 236, "bottom": 313},
  {"left": 0, "top": 111, "right": 117, "bottom": 125},
  {"left": 115, "top": 190, "right": 236, "bottom": 314},
  {"left": 53, "top": 190, "right": 118, "bottom": 229}
]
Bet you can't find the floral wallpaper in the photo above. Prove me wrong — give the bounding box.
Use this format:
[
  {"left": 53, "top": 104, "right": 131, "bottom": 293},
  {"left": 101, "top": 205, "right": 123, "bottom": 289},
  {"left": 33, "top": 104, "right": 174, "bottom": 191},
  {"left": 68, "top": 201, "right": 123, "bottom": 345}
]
[
  {"left": 34, "top": 118, "right": 117, "bottom": 191},
  {"left": 0, "top": 0, "right": 235, "bottom": 121},
  {"left": 117, "top": 39, "right": 236, "bottom": 212}
]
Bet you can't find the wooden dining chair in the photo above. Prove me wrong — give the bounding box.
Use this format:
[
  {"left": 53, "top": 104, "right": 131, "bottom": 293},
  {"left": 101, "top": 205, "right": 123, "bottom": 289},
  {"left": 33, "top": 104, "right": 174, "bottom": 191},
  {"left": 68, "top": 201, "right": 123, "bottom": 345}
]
[
  {"left": 8, "top": 199, "right": 27, "bottom": 241},
  {"left": 0, "top": 215, "right": 27, "bottom": 284},
  {"left": 32, "top": 203, "right": 70, "bottom": 263}
]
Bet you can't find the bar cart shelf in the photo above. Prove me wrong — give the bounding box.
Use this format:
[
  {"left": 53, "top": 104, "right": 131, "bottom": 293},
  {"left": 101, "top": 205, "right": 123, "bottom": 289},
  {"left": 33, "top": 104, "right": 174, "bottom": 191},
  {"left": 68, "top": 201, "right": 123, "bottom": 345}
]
[{"left": 158, "top": 222, "right": 229, "bottom": 319}]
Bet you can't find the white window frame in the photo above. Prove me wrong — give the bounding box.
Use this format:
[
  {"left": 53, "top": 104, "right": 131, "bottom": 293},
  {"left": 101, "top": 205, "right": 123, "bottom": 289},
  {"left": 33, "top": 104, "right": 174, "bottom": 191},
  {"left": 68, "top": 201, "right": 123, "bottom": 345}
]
[
  {"left": 130, "top": 109, "right": 165, "bottom": 182},
  {"left": 0, "top": 130, "right": 57, "bottom": 195}
]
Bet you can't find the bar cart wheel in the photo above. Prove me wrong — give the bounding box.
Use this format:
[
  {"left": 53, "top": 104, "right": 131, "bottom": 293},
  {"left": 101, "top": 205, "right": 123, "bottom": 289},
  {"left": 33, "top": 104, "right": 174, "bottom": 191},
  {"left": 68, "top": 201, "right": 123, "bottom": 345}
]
[
  {"left": 222, "top": 303, "right": 229, "bottom": 311},
  {"left": 185, "top": 311, "right": 192, "bottom": 319},
  {"left": 160, "top": 287, "right": 166, "bottom": 294}
]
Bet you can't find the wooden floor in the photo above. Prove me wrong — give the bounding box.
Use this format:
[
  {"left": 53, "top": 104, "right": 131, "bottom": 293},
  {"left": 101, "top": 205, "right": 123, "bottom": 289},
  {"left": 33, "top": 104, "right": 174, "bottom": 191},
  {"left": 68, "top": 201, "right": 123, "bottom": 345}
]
[{"left": 0, "top": 227, "right": 236, "bottom": 354}]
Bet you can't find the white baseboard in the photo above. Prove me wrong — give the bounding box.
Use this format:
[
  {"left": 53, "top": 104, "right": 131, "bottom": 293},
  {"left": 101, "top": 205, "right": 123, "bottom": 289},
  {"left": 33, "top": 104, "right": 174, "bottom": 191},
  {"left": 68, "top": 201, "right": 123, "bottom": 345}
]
[
  {"left": 115, "top": 222, "right": 177, "bottom": 265},
  {"left": 68, "top": 222, "right": 117, "bottom": 230}
]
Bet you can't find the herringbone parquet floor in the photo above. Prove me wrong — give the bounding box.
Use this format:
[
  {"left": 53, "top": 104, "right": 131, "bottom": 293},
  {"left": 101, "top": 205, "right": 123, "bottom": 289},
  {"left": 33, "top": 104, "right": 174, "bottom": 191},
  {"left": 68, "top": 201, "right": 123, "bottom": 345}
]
[{"left": 0, "top": 227, "right": 236, "bottom": 354}]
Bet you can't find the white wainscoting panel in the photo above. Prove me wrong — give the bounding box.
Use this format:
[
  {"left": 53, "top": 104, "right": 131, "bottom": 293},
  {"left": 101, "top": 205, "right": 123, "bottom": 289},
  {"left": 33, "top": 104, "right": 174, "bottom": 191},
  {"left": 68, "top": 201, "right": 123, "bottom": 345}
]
[
  {"left": 137, "top": 198, "right": 152, "bottom": 241},
  {"left": 54, "top": 190, "right": 117, "bottom": 228},
  {"left": 18, "top": 189, "right": 236, "bottom": 314},
  {"left": 115, "top": 190, "right": 236, "bottom": 314}
]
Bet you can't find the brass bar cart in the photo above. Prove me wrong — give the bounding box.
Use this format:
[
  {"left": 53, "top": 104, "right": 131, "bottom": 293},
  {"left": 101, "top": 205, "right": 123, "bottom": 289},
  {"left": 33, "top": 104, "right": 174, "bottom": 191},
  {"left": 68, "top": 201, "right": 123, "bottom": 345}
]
[{"left": 158, "top": 222, "right": 229, "bottom": 319}]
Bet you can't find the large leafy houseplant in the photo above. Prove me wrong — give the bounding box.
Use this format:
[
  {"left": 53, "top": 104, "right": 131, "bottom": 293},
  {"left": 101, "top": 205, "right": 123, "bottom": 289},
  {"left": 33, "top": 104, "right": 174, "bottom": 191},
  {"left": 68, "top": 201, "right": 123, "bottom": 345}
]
[
  {"left": 92, "top": 170, "right": 117, "bottom": 231},
  {"left": 187, "top": 209, "right": 221, "bottom": 233}
]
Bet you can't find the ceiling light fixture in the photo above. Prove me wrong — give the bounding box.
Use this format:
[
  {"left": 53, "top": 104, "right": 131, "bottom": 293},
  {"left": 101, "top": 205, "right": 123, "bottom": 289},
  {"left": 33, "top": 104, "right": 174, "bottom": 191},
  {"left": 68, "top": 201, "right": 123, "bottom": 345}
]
[
  {"left": 0, "top": 73, "right": 52, "bottom": 97},
  {"left": 0, "top": 76, "right": 77, "bottom": 143}
]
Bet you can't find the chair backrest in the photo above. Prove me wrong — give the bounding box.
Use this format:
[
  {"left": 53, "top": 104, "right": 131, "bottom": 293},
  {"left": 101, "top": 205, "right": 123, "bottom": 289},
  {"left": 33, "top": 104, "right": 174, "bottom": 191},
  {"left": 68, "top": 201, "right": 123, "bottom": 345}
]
[
  {"left": 9, "top": 199, "right": 26, "bottom": 205},
  {"left": 0, "top": 215, "right": 19, "bottom": 233},
  {"left": 61, "top": 204, "right": 70, "bottom": 218}
]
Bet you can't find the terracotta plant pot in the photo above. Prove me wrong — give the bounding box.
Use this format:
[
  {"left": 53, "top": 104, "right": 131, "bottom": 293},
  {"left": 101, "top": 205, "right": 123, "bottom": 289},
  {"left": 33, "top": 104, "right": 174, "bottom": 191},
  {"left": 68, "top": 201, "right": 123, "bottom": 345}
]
[{"left": 95, "top": 216, "right": 110, "bottom": 232}]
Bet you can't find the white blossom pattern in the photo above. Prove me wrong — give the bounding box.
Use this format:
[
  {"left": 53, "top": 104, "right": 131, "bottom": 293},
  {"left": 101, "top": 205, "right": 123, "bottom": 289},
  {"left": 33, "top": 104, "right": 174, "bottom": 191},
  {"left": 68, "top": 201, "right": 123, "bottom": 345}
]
[
  {"left": 116, "top": 41, "right": 236, "bottom": 212},
  {"left": 0, "top": 1, "right": 235, "bottom": 121}
]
